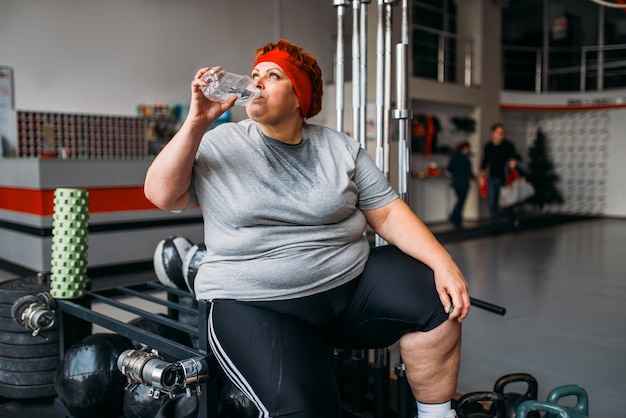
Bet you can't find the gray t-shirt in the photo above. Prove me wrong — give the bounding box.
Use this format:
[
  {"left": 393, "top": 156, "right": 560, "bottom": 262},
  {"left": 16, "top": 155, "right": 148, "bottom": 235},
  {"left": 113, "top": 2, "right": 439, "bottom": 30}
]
[{"left": 188, "top": 119, "right": 398, "bottom": 301}]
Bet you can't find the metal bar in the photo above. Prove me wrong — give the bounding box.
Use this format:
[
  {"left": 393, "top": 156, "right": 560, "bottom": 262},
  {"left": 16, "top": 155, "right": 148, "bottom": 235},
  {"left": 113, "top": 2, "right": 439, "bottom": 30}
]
[
  {"left": 437, "top": 34, "right": 445, "bottom": 83},
  {"left": 535, "top": 50, "right": 542, "bottom": 94},
  {"left": 598, "top": 4, "right": 605, "bottom": 91},
  {"left": 580, "top": 48, "right": 587, "bottom": 92},
  {"left": 393, "top": 45, "right": 411, "bottom": 201},
  {"left": 464, "top": 38, "right": 472, "bottom": 87},
  {"left": 89, "top": 292, "right": 199, "bottom": 336},
  {"left": 375, "top": 0, "right": 385, "bottom": 175},
  {"left": 542, "top": 0, "right": 549, "bottom": 92},
  {"left": 334, "top": 0, "right": 349, "bottom": 132},
  {"left": 56, "top": 298, "right": 206, "bottom": 359},
  {"left": 374, "top": 0, "right": 387, "bottom": 248},
  {"left": 359, "top": 0, "right": 370, "bottom": 150},
  {"left": 373, "top": 348, "right": 389, "bottom": 418},
  {"left": 383, "top": 0, "right": 392, "bottom": 181},
  {"left": 352, "top": 0, "right": 362, "bottom": 147},
  {"left": 350, "top": 349, "right": 366, "bottom": 413},
  {"left": 392, "top": 0, "right": 411, "bottom": 203},
  {"left": 116, "top": 286, "right": 198, "bottom": 315}
]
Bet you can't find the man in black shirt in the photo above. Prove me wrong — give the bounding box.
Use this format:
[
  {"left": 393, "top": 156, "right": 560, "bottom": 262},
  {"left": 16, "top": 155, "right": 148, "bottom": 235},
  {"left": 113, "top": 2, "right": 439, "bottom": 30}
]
[{"left": 479, "top": 122, "right": 518, "bottom": 233}]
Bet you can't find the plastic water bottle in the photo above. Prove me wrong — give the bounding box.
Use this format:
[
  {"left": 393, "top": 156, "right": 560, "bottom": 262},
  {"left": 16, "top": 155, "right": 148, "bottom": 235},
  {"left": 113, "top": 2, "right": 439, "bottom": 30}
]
[{"left": 201, "top": 70, "right": 260, "bottom": 106}]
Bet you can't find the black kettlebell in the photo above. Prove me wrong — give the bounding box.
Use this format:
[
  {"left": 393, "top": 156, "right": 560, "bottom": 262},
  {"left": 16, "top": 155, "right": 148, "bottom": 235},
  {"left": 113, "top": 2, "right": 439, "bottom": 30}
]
[
  {"left": 457, "top": 391, "right": 506, "bottom": 418},
  {"left": 493, "top": 373, "right": 539, "bottom": 418}
]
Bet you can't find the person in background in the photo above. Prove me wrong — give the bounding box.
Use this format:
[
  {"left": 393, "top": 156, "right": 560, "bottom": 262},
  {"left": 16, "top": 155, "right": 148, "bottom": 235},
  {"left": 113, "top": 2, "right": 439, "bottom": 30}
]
[
  {"left": 144, "top": 39, "right": 469, "bottom": 418},
  {"left": 447, "top": 141, "right": 475, "bottom": 229},
  {"left": 478, "top": 123, "right": 518, "bottom": 233},
  {"left": 502, "top": 157, "right": 526, "bottom": 229}
]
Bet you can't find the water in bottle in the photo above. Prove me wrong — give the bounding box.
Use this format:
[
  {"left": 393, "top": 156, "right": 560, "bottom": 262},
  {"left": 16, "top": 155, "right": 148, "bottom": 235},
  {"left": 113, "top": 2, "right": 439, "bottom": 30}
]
[{"left": 201, "top": 70, "right": 260, "bottom": 106}]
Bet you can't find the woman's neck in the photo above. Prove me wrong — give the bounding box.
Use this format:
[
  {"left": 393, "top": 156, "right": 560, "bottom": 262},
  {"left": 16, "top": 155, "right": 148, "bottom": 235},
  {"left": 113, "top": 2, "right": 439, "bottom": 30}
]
[{"left": 259, "top": 117, "right": 304, "bottom": 145}]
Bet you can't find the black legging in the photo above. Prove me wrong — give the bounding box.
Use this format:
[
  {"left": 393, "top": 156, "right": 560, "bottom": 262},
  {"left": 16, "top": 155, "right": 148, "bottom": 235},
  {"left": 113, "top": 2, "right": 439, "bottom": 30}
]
[{"left": 208, "top": 245, "right": 448, "bottom": 418}]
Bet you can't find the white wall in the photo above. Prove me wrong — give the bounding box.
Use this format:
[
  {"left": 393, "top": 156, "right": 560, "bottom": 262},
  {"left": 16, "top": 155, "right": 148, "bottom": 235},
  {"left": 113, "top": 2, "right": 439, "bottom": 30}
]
[
  {"left": 606, "top": 108, "right": 626, "bottom": 217},
  {"left": 0, "top": 0, "right": 335, "bottom": 120}
]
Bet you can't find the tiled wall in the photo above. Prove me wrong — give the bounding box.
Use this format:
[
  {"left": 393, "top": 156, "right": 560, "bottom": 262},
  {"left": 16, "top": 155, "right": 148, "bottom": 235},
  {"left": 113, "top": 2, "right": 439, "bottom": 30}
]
[{"left": 503, "top": 110, "right": 610, "bottom": 215}]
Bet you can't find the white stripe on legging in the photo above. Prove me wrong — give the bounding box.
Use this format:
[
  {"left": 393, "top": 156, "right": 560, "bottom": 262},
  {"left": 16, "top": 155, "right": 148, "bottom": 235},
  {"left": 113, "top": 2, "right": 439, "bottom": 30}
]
[{"left": 208, "top": 303, "right": 270, "bottom": 418}]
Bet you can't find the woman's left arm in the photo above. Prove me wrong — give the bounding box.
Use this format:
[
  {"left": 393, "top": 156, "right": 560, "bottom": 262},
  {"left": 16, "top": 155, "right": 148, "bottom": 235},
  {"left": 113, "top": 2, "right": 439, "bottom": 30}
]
[{"left": 363, "top": 199, "right": 470, "bottom": 322}]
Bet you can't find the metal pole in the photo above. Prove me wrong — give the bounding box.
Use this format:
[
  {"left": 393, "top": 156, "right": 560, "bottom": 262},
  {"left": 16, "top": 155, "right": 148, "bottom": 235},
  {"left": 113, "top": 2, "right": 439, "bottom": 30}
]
[
  {"left": 375, "top": 0, "right": 386, "bottom": 176},
  {"left": 542, "top": 0, "right": 549, "bottom": 92},
  {"left": 580, "top": 48, "right": 587, "bottom": 92},
  {"left": 373, "top": 347, "right": 390, "bottom": 418},
  {"left": 535, "top": 49, "right": 542, "bottom": 94},
  {"left": 598, "top": 4, "right": 605, "bottom": 91},
  {"left": 383, "top": 0, "right": 393, "bottom": 181},
  {"left": 464, "top": 38, "right": 473, "bottom": 87},
  {"left": 359, "top": 0, "right": 370, "bottom": 150},
  {"left": 392, "top": 0, "right": 412, "bottom": 204},
  {"left": 374, "top": 0, "right": 387, "bottom": 248},
  {"left": 352, "top": 0, "right": 361, "bottom": 146},
  {"left": 334, "top": 0, "right": 349, "bottom": 132}
]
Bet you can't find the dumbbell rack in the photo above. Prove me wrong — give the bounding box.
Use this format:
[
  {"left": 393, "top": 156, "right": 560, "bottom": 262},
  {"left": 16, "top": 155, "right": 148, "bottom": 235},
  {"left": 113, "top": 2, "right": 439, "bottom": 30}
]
[{"left": 53, "top": 280, "right": 218, "bottom": 418}]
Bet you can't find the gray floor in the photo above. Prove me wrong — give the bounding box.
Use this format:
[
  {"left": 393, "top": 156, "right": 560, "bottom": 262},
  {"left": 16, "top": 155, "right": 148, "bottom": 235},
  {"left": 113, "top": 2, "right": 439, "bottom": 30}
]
[
  {"left": 1, "top": 217, "right": 625, "bottom": 417},
  {"left": 449, "top": 217, "right": 626, "bottom": 417}
]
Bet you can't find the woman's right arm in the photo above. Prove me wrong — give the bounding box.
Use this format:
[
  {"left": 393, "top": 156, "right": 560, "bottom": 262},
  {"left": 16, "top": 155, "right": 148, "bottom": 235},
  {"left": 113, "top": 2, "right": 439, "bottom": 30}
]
[{"left": 144, "top": 67, "right": 236, "bottom": 211}]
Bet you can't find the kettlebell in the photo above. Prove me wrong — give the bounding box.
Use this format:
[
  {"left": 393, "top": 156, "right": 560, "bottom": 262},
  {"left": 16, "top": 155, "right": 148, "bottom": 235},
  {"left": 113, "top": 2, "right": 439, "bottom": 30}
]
[
  {"left": 457, "top": 391, "right": 506, "bottom": 418},
  {"left": 493, "top": 373, "right": 539, "bottom": 418},
  {"left": 545, "top": 384, "right": 589, "bottom": 418},
  {"left": 516, "top": 400, "right": 568, "bottom": 418}
]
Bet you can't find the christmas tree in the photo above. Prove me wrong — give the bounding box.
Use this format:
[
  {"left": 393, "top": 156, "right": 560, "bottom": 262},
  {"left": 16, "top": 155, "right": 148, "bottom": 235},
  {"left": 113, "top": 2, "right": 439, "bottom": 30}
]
[{"left": 526, "top": 129, "right": 564, "bottom": 209}]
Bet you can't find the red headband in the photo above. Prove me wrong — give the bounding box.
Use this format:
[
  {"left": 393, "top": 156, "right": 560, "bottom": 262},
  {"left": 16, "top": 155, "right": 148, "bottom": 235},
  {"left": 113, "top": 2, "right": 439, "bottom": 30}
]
[{"left": 254, "top": 49, "right": 312, "bottom": 118}]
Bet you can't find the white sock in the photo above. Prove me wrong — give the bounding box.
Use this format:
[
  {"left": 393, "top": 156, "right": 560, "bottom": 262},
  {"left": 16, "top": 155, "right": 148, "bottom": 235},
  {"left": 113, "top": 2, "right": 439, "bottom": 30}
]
[{"left": 416, "top": 400, "right": 455, "bottom": 417}]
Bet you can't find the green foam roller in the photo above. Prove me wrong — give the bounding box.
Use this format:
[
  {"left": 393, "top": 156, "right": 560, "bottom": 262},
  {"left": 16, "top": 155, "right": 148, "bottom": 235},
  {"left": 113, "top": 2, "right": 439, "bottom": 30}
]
[
  {"left": 50, "top": 281, "right": 87, "bottom": 290},
  {"left": 49, "top": 282, "right": 86, "bottom": 299},
  {"left": 52, "top": 217, "right": 89, "bottom": 227},
  {"left": 52, "top": 226, "right": 88, "bottom": 236},
  {"left": 51, "top": 269, "right": 88, "bottom": 279},
  {"left": 52, "top": 220, "right": 89, "bottom": 230},
  {"left": 51, "top": 243, "right": 88, "bottom": 253},
  {"left": 52, "top": 233, "right": 88, "bottom": 243},
  {"left": 51, "top": 258, "right": 87, "bottom": 268},
  {"left": 53, "top": 198, "right": 89, "bottom": 208},
  {"left": 51, "top": 278, "right": 87, "bottom": 287},
  {"left": 52, "top": 202, "right": 88, "bottom": 211},
  {"left": 51, "top": 187, "right": 90, "bottom": 299},
  {"left": 50, "top": 288, "right": 85, "bottom": 299},
  {"left": 51, "top": 236, "right": 88, "bottom": 247},
  {"left": 51, "top": 266, "right": 87, "bottom": 277},
  {"left": 54, "top": 188, "right": 89, "bottom": 197},
  {"left": 51, "top": 253, "right": 88, "bottom": 264}
]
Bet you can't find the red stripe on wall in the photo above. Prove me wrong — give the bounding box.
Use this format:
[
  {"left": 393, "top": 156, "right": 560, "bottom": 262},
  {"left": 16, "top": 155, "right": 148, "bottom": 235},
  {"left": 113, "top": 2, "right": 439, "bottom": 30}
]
[{"left": 0, "top": 186, "right": 156, "bottom": 216}]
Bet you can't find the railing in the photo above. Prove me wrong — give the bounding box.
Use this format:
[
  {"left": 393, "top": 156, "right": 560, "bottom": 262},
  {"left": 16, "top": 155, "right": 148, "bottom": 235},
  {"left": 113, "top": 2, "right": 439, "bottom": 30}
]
[
  {"left": 412, "top": 25, "right": 474, "bottom": 87},
  {"left": 502, "top": 43, "right": 626, "bottom": 93}
]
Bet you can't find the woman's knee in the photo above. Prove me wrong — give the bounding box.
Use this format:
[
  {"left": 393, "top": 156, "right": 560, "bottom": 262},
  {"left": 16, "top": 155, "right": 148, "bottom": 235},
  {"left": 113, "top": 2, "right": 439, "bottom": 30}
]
[{"left": 400, "top": 319, "right": 462, "bottom": 359}]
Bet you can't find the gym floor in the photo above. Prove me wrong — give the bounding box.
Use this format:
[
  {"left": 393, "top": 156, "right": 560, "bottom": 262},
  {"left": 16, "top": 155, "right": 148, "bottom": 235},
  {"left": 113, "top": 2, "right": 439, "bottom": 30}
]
[{"left": 1, "top": 215, "right": 624, "bottom": 417}]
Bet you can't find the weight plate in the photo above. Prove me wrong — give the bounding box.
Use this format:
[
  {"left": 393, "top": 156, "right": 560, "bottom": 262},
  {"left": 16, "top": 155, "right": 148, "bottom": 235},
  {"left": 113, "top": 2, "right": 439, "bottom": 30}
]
[
  {"left": 0, "top": 317, "right": 59, "bottom": 333},
  {"left": 0, "top": 354, "right": 59, "bottom": 372},
  {"left": 0, "top": 341, "right": 59, "bottom": 358},
  {"left": 0, "top": 381, "right": 56, "bottom": 399},
  {"left": 0, "top": 369, "right": 56, "bottom": 386},
  {"left": 0, "top": 330, "right": 60, "bottom": 345},
  {"left": 0, "top": 303, "right": 12, "bottom": 318},
  {"left": 0, "top": 276, "right": 50, "bottom": 304}
]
